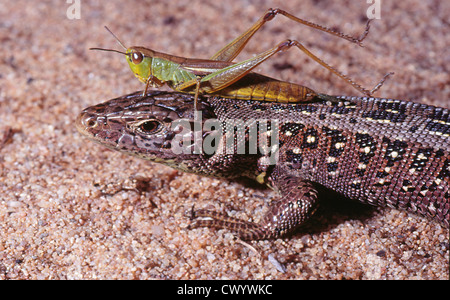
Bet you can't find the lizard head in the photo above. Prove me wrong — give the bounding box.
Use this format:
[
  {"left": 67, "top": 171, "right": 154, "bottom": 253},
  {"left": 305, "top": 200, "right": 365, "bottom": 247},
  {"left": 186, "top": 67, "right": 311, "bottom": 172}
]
[{"left": 76, "top": 91, "right": 218, "bottom": 174}]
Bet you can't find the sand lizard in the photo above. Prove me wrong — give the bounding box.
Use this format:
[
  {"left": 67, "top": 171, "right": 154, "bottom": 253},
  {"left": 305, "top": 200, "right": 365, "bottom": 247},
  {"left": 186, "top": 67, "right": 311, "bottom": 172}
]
[{"left": 76, "top": 91, "right": 449, "bottom": 240}]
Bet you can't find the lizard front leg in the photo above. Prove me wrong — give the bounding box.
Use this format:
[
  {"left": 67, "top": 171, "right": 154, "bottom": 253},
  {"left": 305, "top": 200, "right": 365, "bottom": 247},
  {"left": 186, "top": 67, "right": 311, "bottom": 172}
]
[{"left": 190, "top": 176, "right": 319, "bottom": 240}]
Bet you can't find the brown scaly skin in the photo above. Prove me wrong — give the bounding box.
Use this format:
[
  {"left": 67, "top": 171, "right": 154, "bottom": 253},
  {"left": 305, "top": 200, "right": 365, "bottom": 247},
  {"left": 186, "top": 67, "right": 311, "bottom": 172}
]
[{"left": 76, "top": 91, "right": 449, "bottom": 240}]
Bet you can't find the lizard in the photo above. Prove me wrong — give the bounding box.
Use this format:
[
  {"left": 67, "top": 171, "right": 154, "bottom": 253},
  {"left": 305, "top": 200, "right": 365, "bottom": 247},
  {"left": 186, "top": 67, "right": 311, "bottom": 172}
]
[{"left": 76, "top": 90, "right": 449, "bottom": 240}]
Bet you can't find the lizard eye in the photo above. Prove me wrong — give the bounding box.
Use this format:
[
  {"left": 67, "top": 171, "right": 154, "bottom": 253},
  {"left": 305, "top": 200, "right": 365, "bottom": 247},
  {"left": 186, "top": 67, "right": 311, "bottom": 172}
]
[
  {"left": 135, "top": 120, "right": 162, "bottom": 134},
  {"left": 130, "top": 51, "right": 143, "bottom": 64}
]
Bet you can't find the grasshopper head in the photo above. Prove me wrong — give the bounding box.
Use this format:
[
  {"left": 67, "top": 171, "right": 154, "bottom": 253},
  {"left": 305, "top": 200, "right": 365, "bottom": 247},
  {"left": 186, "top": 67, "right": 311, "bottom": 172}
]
[{"left": 126, "top": 47, "right": 153, "bottom": 84}]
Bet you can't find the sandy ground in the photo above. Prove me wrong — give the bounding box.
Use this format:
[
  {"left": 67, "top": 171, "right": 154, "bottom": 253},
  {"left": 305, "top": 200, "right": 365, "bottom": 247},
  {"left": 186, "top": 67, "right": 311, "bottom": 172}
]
[{"left": 0, "top": 0, "right": 448, "bottom": 279}]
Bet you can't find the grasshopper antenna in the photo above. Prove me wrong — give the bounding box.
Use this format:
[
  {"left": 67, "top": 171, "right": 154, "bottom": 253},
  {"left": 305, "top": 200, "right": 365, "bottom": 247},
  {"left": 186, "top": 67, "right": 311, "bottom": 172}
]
[
  {"left": 104, "top": 26, "right": 127, "bottom": 50},
  {"left": 89, "top": 26, "right": 129, "bottom": 55},
  {"left": 88, "top": 47, "right": 128, "bottom": 55}
]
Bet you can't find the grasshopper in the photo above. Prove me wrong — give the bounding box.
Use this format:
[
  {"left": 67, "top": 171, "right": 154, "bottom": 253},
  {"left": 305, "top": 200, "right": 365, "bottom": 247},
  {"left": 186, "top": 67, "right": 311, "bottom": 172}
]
[{"left": 91, "top": 8, "right": 391, "bottom": 109}]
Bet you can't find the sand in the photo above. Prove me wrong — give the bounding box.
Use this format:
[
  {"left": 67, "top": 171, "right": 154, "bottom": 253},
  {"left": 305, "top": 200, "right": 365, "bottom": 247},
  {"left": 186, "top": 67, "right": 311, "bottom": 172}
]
[{"left": 0, "top": 0, "right": 448, "bottom": 279}]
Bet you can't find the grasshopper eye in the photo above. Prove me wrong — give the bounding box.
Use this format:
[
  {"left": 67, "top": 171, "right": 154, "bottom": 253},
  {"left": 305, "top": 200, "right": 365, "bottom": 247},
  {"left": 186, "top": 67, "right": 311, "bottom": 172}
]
[
  {"left": 135, "top": 120, "right": 162, "bottom": 134},
  {"left": 130, "top": 51, "right": 143, "bottom": 64}
]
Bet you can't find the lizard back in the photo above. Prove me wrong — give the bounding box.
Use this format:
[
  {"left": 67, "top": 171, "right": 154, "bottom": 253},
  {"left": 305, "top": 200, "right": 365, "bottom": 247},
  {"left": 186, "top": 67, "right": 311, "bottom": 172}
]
[{"left": 209, "top": 95, "right": 449, "bottom": 226}]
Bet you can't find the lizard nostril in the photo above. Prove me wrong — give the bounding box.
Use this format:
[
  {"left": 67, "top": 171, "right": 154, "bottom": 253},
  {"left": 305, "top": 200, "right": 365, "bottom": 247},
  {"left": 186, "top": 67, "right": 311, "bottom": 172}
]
[
  {"left": 76, "top": 112, "right": 98, "bottom": 133},
  {"left": 78, "top": 113, "right": 99, "bottom": 129},
  {"left": 85, "top": 117, "right": 98, "bottom": 128}
]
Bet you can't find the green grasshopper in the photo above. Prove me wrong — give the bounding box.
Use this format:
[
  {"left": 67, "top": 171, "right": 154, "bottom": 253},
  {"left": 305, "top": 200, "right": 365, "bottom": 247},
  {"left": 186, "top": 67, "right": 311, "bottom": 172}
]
[{"left": 91, "top": 8, "right": 391, "bottom": 109}]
